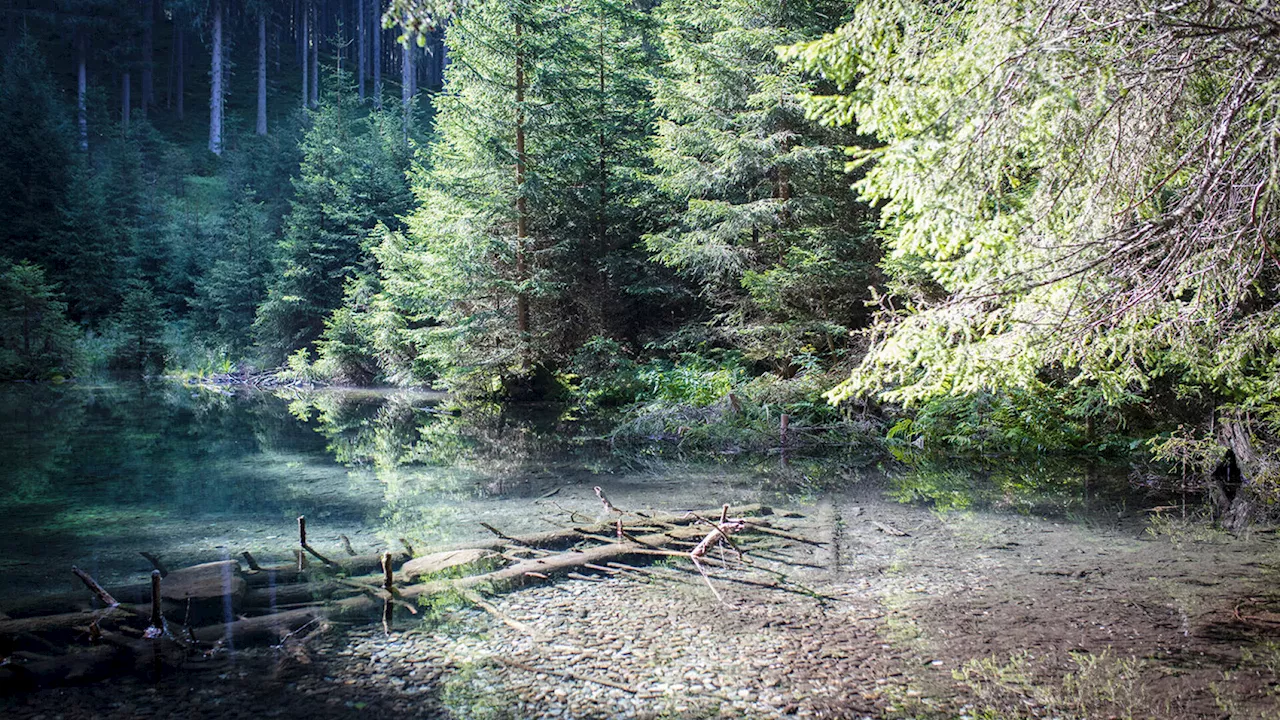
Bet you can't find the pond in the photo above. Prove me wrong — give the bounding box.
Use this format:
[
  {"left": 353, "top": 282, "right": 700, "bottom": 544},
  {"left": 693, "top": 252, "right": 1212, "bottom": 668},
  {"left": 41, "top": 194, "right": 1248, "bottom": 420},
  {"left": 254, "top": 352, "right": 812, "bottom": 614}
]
[
  {"left": 2, "top": 381, "right": 1277, "bottom": 719},
  {"left": 0, "top": 381, "right": 1143, "bottom": 606}
]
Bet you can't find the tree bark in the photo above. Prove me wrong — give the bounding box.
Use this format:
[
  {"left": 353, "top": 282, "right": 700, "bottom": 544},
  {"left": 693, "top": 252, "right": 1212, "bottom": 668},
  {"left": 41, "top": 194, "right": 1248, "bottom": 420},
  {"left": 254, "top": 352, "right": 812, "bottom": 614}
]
[
  {"left": 141, "top": 0, "right": 154, "bottom": 113},
  {"left": 372, "top": 0, "right": 382, "bottom": 108},
  {"left": 400, "top": 36, "right": 413, "bottom": 134},
  {"left": 257, "top": 11, "right": 268, "bottom": 135},
  {"left": 300, "top": 1, "right": 309, "bottom": 108},
  {"left": 1214, "top": 417, "right": 1275, "bottom": 531},
  {"left": 310, "top": 2, "right": 319, "bottom": 107},
  {"left": 208, "top": 0, "right": 223, "bottom": 155},
  {"left": 121, "top": 72, "right": 130, "bottom": 134},
  {"left": 357, "top": 0, "right": 366, "bottom": 100},
  {"left": 175, "top": 24, "right": 185, "bottom": 120},
  {"left": 514, "top": 18, "right": 530, "bottom": 366},
  {"left": 77, "top": 34, "right": 87, "bottom": 151}
]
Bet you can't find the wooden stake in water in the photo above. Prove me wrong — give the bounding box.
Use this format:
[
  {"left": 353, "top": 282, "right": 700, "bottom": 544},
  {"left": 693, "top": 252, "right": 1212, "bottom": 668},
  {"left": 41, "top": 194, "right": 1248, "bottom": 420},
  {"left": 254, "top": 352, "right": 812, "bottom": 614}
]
[
  {"left": 382, "top": 552, "right": 394, "bottom": 592},
  {"left": 144, "top": 570, "right": 164, "bottom": 639}
]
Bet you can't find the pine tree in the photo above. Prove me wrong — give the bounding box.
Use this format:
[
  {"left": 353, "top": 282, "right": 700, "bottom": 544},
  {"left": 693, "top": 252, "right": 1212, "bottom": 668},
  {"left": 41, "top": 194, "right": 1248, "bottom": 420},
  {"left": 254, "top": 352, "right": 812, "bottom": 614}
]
[
  {"left": 192, "top": 191, "right": 273, "bottom": 353},
  {"left": 0, "top": 261, "right": 81, "bottom": 380},
  {"left": 0, "top": 34, "right": 73, "bottom": 272},
  {"left": 255, "top": 72, "right": 412, "bottom": 360},
  {"left": 647, "top": 0, "right": 874, "bottom": 374},
  {"left": 111, "top": 280, "right": 168, "bottom": 373},
  {"left": 377, "top": 0, "right": 660, "bottom": 395}
]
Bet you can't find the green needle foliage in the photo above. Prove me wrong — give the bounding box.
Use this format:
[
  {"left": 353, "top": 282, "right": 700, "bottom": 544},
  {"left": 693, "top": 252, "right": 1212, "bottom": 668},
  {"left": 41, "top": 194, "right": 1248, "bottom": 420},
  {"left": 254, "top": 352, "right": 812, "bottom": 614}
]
[
  {"left": 256, "top": 73, "right": 413, "bottom": 362},
  {"left": 0, "top": 262, "right": 80, "bottom": 380},
  {"left": 376, "top": 0, "right": 662, "bottom": 396},
  {"left": 785, "top": 0, "right": 1280, "bottom": 418},
  {"left": 647, "top": 0, "right": 876, "bottom": 376}
]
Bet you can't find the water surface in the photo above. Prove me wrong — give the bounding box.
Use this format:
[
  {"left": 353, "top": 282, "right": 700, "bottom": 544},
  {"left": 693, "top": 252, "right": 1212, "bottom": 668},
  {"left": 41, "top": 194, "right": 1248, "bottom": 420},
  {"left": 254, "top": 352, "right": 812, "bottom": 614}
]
[{"left": 0, "top": 381, "right": 1169, "bottom": 607}]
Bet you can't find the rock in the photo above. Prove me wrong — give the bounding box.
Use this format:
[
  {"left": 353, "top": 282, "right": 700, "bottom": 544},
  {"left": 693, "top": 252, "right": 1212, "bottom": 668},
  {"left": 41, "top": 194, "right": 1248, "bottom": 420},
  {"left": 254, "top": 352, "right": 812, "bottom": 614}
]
[{"left": 399, "top": 549, "right": 500, "bottom": 582}]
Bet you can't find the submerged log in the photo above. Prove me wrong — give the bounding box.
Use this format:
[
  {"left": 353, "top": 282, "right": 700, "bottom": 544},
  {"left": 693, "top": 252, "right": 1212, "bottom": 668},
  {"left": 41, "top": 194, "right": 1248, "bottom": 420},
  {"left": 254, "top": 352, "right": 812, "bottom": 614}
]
[
  {"left": 10, "top": 504, "right": 784, "bottom": 660},
  {"left": 0, "top": 605, "right": 149, "bottom": 640},
  {"left": 160, "top": 561, "right": 245, "bottom": 603},
  {"left": 399, "top": 548, "right": 500, "bottom": 583},
  {"left": 241, "top": 552, "right": 411, "bottom": 587},
  {"left": 0, "top": 644, "right": 125, "bottom": 689}
]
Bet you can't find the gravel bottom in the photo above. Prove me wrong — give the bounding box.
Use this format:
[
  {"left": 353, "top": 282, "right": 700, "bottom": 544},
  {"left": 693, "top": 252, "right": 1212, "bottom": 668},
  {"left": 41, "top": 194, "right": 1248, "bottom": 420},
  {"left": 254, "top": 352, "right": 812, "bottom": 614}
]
[{"left": 323, "top": 572, "right": 905, "bottom": 720}]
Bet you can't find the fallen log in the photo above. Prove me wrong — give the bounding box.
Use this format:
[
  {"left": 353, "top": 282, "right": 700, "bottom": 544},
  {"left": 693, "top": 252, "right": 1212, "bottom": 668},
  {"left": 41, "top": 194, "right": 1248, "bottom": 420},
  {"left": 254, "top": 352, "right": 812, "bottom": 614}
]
[
  {"left": 12, "top": 504, "right": 781, "bottom": 656},
  {"left": 241, "top": 552, "right": 411, "bottom": 587},
  {"left": 0, "top": 605, "right": 149, "bottom": 641},
  {"left": 0, "top": 644, "right": 125, "bottom": 690}
]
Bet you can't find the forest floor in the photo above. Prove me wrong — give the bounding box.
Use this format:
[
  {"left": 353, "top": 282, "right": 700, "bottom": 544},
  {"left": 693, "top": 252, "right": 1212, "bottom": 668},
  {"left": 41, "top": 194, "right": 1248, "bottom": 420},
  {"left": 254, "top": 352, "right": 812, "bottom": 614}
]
[{"left": 5, "top": 486, "right": 1280, "bottom": 719}]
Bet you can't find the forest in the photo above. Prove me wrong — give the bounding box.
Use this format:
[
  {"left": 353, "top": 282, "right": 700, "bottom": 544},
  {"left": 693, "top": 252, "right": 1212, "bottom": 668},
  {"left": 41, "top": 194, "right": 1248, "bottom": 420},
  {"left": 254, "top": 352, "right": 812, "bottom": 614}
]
[{"left": 2, "top": 0, "right": 1279, "bottom": 526}]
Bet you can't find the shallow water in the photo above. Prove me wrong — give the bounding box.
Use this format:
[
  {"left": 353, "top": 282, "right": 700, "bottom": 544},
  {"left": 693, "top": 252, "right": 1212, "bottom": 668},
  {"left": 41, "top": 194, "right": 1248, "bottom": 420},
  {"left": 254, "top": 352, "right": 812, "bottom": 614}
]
[
  {"left": 0, "top": 380, "right": 1170, "bottom": 610},
  {"left": 11, "top": 381, "right": 1279, "bottom": 719}
]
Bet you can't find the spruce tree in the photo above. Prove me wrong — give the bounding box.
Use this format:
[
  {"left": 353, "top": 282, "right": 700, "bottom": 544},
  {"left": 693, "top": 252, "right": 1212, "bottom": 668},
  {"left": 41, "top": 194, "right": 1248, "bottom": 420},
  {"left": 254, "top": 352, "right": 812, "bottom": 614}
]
[
  {"left": 0, "top": 34, "right": 73, "bottom": 272},
  {"left": 192, "top": 191, "right": 273, "bottom": 353},
  {"left": 255, "top": 72, "right": 412, "bottom": 360},
  {"left": 377, "top": 0, "right": 660, "bottom": 395},
  {"left": 647, "top": 0, "right": 874, "bottom": 374},
  {"left": 0, "top": 261, "right": 80, "bottom": 380}
]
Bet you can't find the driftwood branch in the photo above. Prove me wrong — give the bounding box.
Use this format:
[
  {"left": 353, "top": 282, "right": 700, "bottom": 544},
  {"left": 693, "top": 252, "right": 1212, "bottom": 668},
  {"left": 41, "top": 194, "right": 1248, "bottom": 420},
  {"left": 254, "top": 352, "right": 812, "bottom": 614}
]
[{"left": 71, "top": 567, "right": 118, "bottom": 608}]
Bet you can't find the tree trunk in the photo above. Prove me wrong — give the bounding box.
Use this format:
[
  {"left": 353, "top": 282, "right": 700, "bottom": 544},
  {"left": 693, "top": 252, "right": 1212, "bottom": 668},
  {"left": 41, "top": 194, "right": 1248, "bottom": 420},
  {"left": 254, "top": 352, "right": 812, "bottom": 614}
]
[
  {"left": 176, "top": 25, "right": 185, "bottom": 120},
  {"left": 1213, "top": 417, "right": 1275, "bottom": 531},
  {"left": 209, "top": 0, "right": 223, "bottom": 155},
  {"left": 121, "top": 71, "right": 130, "bottom": 134},
  {"left": 141, "top": 0, "right": 154, "bottom": 112},
  {"left": 300, "top": 2, "right": 309, "bottom": 108},
  {"left": 401, "top": 37, "right": 412, "bottom": 134},
  {"left": 597, "top": 7, "right": 607, "bottom": 264},
  {"left": 514, "top": 19, "right": 530, "bottom": 366},
  {"left": 77, "top": 35, "right": 87, "bottom": 151},
  {"left": 257, "top": 12, "right": 268, "bottom": 135},
  {"left": 372, "top": 0, "right": 381, "bottom": 108},
  {"left": 357, "top": 0, "right": 366, "bottom": 100},
  {"left": 310, "top": 3, "right": 319, "bottom": 108}
]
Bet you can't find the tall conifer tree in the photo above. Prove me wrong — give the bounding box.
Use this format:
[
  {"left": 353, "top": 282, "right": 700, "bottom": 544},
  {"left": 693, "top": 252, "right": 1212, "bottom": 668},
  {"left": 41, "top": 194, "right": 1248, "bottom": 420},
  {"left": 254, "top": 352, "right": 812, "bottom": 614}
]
[{"left": 647, "top": 0, "right": 874, "bottom": 372}]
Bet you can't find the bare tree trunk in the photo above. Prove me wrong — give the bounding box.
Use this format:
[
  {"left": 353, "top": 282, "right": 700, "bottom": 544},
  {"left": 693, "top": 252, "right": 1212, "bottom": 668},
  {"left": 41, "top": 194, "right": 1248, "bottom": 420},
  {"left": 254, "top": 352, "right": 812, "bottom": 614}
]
[
  {"left": 514, "top": 19, "right": 529, "bottom": 365},
  {"left": 166, "top": 18, "right": 174, "bottom": 110},
  {"left": 357, "top": 0, "right": 365, "bottom": 100},
  {"left": 176, "top": 26, "right": 185, "bottom": 121},
  {"left": 372, "top": 0, "right": 381, "bottom": 108},
  {"left": 257, "top": 11, "right": 268, "bottom": 135},
  {"left": 141, "top": 0, "right": 154, "bottom": 113},
  {"left": 597, "top": 7, "right": 607, "bottom": 261},
  {"left": 121, "top": 71, "right": 131, "bottom": 134},
  {"left": 300, "top": 2, "right": 309, "bottom": 108},
  {"left": 209, "top": 0, "right": 223, "bottom": 156},
  {"left": 310, "top": 3, "right": 319, "bottom": 108},
  {"left": 77, "top": 35, "right": 88, "bottom": 151},
  {"left": 401, "top": 38, "right": 412, "bottom": 135}
]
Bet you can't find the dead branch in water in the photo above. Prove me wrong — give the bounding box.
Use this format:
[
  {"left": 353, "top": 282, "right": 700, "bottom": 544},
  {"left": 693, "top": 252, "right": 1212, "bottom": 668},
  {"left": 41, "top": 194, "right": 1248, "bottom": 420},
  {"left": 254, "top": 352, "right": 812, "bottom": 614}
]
[
  {"left": 1, "top": 501, "right": 816, "bottom": 692},
  {"left": 71, "top": 567, "right": 118, "bottom": 608},
  {"left": 139, "top": 552, "right": 168, "bottom": 578}
]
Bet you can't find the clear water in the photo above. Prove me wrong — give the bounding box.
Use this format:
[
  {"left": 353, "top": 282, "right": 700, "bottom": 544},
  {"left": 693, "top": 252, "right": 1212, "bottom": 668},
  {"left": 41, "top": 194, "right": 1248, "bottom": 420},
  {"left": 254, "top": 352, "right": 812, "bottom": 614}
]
[{"left": 0, "top": 380, "right": 1164, "bottom": 609}]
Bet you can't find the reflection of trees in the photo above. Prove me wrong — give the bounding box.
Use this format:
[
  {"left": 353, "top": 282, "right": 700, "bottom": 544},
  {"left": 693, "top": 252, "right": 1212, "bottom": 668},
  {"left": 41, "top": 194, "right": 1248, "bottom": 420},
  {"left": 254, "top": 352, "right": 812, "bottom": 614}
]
[
  {"left": 277, "top": 392, "right": 549, "bottom": 542},
  {"left": 888, "top": 458, "right": 1138, "bottom": 519},
  {"left": 0, "top": 384, "right": 89, "bottom": 505}
]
